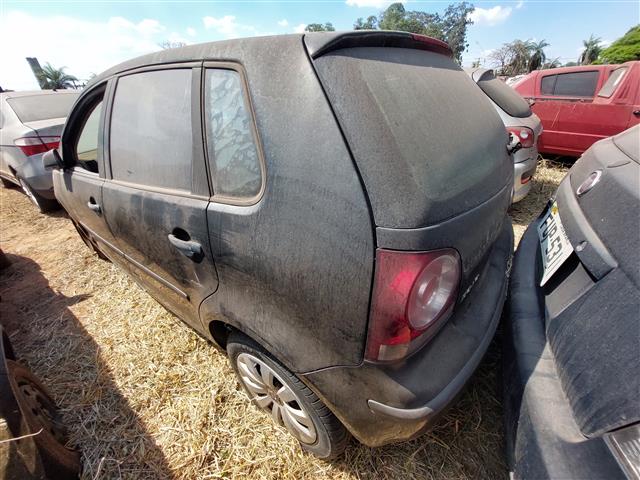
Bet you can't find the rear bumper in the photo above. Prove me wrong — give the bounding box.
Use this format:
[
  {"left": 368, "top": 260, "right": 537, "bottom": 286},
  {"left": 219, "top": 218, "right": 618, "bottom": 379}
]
[
  {"left": 303, "top": 218, "right": 513, "bottom": 447},
  {"left": 15, "top": 153, "right": 54, "bottom": 197},
  {"left": 503, "top": 220, "right": 625, "bottom": 479},
  {"left": 512, "top": 153, "right": 537, "bottom": 203}
]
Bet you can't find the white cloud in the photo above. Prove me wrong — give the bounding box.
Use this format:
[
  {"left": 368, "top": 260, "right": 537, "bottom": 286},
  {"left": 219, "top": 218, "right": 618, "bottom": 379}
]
[
  {"left": 0, "top": 11, "right": 169, "bottom": 90},
  {"left": 202, "top": 15, "right": 258, "bottom": 39},
  {"left": 277, "top": 19, "right": 289, "bottom": 27},
  {"left": 345, "top": 0, "right": 400, "bottom": 7},
  {"left": 469, "top": 5, "right": 513, "bottom": 26},
  {"left": 186, "top": 27, "right": 197, "bottom": 37},
  {"left": 293, "top": 23, "right": 307, "bottom": 33}
]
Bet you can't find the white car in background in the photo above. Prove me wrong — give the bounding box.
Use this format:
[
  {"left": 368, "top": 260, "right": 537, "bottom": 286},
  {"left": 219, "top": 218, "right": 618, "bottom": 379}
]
[
  {"left": 0, "top": 90, "right": 79, "bottom": 212},
  {"left": 466, "top": 68, "right": 542, "bottom": 203}
]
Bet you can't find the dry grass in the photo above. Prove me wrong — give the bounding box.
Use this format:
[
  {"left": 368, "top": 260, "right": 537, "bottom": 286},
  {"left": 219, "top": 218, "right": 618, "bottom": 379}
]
[{"left": 0, "top": 159, "right": 569, "bottom": 479}]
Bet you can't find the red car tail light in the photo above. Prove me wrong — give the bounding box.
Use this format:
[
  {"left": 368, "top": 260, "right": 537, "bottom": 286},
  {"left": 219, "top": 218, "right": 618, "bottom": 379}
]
[
  {"left": 14, "top": 136, "right": 60, "bottom": 157},
  {"left": 507, "top": 127, "right": 535, "bottom": 148},
  {"left": 365, "top": 248, "right": 461, "bottom": 363}
]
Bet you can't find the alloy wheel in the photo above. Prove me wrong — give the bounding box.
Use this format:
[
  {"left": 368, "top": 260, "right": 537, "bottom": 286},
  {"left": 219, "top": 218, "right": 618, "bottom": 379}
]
[{"left": 236, "top": 353, "right": 317, "bottom": 444}]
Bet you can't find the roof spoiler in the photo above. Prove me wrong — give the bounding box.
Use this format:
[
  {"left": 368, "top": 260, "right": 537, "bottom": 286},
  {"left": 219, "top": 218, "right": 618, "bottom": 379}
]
[{"left": 304, "top": 31, "right": 453, "bottom": 59}]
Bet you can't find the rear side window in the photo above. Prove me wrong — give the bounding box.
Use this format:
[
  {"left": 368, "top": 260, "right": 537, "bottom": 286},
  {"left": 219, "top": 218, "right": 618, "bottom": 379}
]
[
  {"left": 204, "top": 69, "right": 263, "bottom": 201},
  {"left": 75, "top": 100, "right": 103, "bottom": 173},
  {"left": 541, "top": 71, "right": 599, "bottom": 97},
  {"left": 476, "top": 70, "right": 531, "bottom": 118},
  {"left": 110, "top": 69, "right": 192, "bottom": 191},
  {"left": 598, "top": 67, "right": 628, "bottom": 98},
  {"left": 6, "top": 93, "right": 78, "bottom": 123},
  {"left": 541, "top": 75, "right": 556, "bottom": 95},
  {"left": 314, "top": 47, "right": 510, "bottom": 228}
]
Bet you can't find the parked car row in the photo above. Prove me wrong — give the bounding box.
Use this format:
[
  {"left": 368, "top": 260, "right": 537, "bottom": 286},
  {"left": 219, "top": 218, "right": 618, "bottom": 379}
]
[{"left": 4, "top": 30, "right": 638, "bottom": 479}]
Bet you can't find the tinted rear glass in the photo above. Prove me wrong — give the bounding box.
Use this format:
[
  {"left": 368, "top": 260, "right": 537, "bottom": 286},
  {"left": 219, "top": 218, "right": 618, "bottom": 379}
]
[
  {"left": 7, "top": 93, "right": 78, "bottom": 123},
  {"left": 314, "top": 47, "right": 510, "bottom": 228},
  {"left": 554, "top": 71, "right": 598, "bottom": 97},
  {"left": 476, "top": 70, "right": 531, "bottom": 118}
]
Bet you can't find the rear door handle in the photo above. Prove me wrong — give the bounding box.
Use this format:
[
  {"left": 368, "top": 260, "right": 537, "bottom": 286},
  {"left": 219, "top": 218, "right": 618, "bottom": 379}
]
[
  {"left": 87, "top": 198, "right": 101, "bottom": 214},
  {"left": 167, "top": 233, "right": 203, "bottom": 261},
  {"left": 633, "top": 110, "right": 640, "bottom": 117}
]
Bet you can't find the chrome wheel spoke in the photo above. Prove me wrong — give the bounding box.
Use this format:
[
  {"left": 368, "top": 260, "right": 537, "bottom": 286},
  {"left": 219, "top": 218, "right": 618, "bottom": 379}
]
[{"left": 235, "top": 352, "right": 318, "bottom": 445}]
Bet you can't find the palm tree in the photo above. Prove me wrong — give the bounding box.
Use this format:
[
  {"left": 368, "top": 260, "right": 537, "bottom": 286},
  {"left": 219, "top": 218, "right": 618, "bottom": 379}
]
[
  {"left": 37, "top": 63, "right": 78, "bottom": 90},
  {"left": 528, "top": 39, "right": 549, "bottom": 71},
  {"left": 579, "top": 35, "right": 602, "bottom": 65},
  {"left": 542, "top": 57, "right": 562, "bottom": 69}
]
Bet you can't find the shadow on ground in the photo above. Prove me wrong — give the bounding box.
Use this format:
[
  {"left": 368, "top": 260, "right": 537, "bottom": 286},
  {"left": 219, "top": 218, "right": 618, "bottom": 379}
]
[{"left": 0, "top": 253, "right": 173, "bottom": 479}]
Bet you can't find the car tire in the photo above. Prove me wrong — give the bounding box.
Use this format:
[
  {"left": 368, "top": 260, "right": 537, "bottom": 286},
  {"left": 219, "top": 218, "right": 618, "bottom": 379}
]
[
  {"left": 6, "top": 359, "right": 81, "bottom": 478},
  {"left": 17, "top": 176, "right": 59, "bottom": 213},
  {"left": 227, "top": 332, "right": 349, "bottom": 459}
]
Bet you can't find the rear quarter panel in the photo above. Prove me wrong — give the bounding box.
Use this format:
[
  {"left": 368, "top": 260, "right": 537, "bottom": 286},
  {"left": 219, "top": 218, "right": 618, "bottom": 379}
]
[{"left": 199, "top": 37, "right": 374, "bottom": 373}]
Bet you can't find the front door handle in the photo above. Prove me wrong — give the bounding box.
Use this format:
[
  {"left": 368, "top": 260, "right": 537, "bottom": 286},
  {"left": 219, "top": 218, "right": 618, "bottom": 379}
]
[
  {"left": 87, "top": 198, "right": 101, "bottom": 214},
  {"left": 168, "top": 233, "right": 203, "bottom": 261},
  {"left": 633, "top": 110, "right": 640, "bottom": 117}
]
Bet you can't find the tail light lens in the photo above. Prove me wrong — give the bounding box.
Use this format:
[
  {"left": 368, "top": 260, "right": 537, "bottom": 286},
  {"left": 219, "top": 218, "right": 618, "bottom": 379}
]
[
  {"left": 14, "top": 136, "right": 60, "bottom": 157},
  {"left": 507, "top": 127, "right": 535, "bottom": 148},
  {"left": 365, "top": 249, "right": 461, "bottom": 363}
]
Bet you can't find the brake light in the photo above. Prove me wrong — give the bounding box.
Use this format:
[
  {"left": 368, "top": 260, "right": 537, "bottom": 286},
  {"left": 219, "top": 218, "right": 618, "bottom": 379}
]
[
  {"left": 507, "top": 127, "right": 535, "bottom": 148},
  {"left": 14, "top": 136, "right": 60, "bottom": 157},
  {"left": 365, "top": 249, "right": 461, "bottom": 363}
]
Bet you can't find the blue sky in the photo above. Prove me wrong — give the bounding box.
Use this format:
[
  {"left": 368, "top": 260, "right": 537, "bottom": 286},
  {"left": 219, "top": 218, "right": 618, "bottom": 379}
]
[{"left": 1, "top": 0, "right": 637, "bottom": 89}]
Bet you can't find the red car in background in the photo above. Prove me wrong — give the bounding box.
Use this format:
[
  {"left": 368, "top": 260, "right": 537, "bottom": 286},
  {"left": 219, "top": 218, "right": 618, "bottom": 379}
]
[{"left": 514, "top": 62, "right": 640, "bottom": 156}]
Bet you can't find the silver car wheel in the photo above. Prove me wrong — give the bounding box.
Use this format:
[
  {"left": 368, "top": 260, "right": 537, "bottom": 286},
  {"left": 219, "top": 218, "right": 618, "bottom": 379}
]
[{"left": 236, "top": 352, "right": 317, "bottom": 445}]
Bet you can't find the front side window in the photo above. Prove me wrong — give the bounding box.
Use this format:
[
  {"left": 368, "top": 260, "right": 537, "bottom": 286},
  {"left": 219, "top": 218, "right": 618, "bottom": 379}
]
[
  {"left": 110, "top": 69, "right": 192, "bottom": 191},
  {"left": 204, "top": 69, "right": 263, "bottom": 201},
  {"left": 598, "top": 67, "right": 628, "bottom": 98},
  {"left": 75, "top": 100, "right": 103, "bottom": 173}
]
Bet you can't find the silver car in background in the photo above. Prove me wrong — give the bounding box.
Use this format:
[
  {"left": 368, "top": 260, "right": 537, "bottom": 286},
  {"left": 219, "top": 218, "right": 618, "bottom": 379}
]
[
  {"left": 466, "top": 68, "right": 542, "bottom": 203},
  {"left": 0, "top": 90, "right": 79, "bottom": 212}
]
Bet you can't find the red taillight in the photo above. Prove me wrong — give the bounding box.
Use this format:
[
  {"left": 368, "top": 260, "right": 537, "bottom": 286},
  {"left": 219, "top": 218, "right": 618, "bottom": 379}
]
[
  {"left": 507, "top": 127, "right": 535, "bottom": 148},
  {"left": 14, "top": 136, "right": 60, "bottom": 157},
  {"left": 365, "top": 249, "right": 461, "bottom": 363}
]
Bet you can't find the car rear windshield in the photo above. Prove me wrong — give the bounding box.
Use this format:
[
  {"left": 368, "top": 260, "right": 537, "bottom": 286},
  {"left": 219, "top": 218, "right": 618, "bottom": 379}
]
[
  {"left": 7, "top": 92, "right": 79, "bottom": 123},
  {"left": 476, "top": 70, "right": 532, "bottom": 118},
  {"left": 313, "top": 47, "right": 510, "bottom": 228}
]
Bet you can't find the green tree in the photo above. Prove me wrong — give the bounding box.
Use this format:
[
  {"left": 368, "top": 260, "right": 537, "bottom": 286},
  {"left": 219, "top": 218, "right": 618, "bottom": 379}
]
[
  {"left": 528, "top": 39, "right": 549, "bottom": 71},
  {"left": 598, "top": 25, "right": 640, "bottom": 63},
  {"left": 542, "top": 57, "right": 561, "bottom": 69},
  {"left": 351, "top": 2, "right": 475, "bottom": 63},
  {"left": 579, "top": 34, "right": 602, "bottom": 65},
  {"left": 37, "top": 63, "right": 78, "bottom": 90},
  {"left": 353, "top": 15, "right": 378, "bottom": 30},
  {"left": 305, "top": 22, "right": 335, "bottom": 32},
  {"left": 564, "top": 61, "right": 579, "bottom": 67}
]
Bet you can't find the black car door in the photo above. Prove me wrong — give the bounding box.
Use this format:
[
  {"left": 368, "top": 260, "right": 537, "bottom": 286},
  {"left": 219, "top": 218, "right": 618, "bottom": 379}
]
[
  {"left": 53, "top": 82, "right": 121, "bottom": 255},
  {"left": 101, "top": 65, "right": 218, "bottom": 332}
]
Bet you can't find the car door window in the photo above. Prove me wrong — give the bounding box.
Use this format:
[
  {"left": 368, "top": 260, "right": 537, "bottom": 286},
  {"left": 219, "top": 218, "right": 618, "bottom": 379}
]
[
  {"left": 553, "top": 71, "right": 599, "bottom": 97},
  {"left": 110, "top": 69, "right": 192, "bottom": 191},
  {"left": 204, "top": 68, "right": 263, "bottom": 201},
  {"left": 598, "top": 67, "right": 628, "bottom": 98},
  {"left": 75, "top": 100, "right": 103, "bottom": 173}
]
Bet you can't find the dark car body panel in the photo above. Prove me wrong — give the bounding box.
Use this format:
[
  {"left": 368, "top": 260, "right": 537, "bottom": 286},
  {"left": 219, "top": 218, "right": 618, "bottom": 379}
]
[
  {"left": 504, "top": 126, "right": 640, "bottom": 478},
  {"left": 53, "top": 31, "right": 514, "bottom": 446}
]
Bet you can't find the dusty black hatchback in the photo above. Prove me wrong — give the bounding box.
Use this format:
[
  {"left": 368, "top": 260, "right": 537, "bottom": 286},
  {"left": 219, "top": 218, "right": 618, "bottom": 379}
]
[{"left": 45, "top": 31, "right": 514, "bottom": 458}]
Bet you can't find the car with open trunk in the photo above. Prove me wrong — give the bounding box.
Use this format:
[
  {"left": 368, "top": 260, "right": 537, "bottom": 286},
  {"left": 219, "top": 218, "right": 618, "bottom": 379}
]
[{"left": 44, "top": 31, "right": 514, "bottom": 458}]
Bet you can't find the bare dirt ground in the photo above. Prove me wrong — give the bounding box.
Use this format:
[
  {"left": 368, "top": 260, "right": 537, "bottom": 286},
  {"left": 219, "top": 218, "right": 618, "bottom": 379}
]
[{"left": 0, "top": 159, "right": 568, "bottom": 480}]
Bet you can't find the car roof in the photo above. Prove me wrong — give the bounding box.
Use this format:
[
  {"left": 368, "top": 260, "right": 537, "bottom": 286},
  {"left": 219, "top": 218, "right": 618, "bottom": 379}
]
[
  {"left": 87, "top": 31, "right": 453, "bottom": 89},
  {"left": 533, "top": 64, "right": 619, "bottom": 76},
  {"left": 0, "top": 89, "right": 79, "bottom": 100}
]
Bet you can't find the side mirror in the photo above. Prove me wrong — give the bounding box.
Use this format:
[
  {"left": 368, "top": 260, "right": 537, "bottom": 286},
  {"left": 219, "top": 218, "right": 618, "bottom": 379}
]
[{"left": 43, "top": 149, "right": 63, "bottom": 170}]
